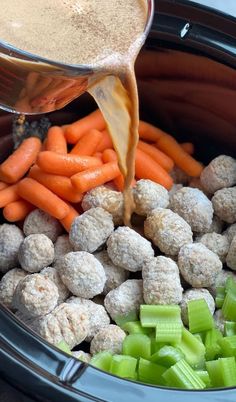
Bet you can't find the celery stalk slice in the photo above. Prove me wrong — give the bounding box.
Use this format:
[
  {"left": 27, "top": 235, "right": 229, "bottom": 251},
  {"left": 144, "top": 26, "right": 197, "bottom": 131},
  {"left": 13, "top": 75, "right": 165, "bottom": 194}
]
[
  {"left": 56, "top": 340, "right": 71, "bottom": 355},
  {"left": 150, "top": 345, "right": 184, "bottom": 367},
  {"left": 115, "top": 311, "right": 138, "bottom": 327},
  {"left": 110, "top": 355, "right": 137, "bottom": 379},
  {"left": 219, "top": 335, "right": 236, "bottom": 358},
  {"left": 172, "top": 327, "right": 205, "bottom": 368},
  {"left": 224, "top": 321, "right": 236, "bottom": 337},
  {"left": 204, "top": 328, "right": 223, "bottom": 361},
  {"left": 122, "top": 334, "right": 151, "bottom": 359},
  {"left": 222, "top": 291, "right": 236, "bottom": 321},
  {"left": 90, "top": 351, "right": 113, "bottom": 371},
  {"left": 206, "top": 357, "right": 236, "bottom": 387},
  {"left": 122, "top": 321, "right": 152, "bottom": 335},
  {"left": 150, "top": 338, "right": 166, "bottom": 355},
  {"left": 140, "top": 305, "right": 181, "bottom": 328},
  {"left": 163, "top": 359, "right": 206, "bottom": 389},
  {"left": 156, "top": 322, "right": 182, "bottom": 343},
  {"left": 138, "top": 358, "right": 166, "bottom": 385},
  {"left": 187, "top": 299, "right": 214, "bottom": 333},
  {"left": 195, "top": 370, "right": 211, "bottom": 387}
]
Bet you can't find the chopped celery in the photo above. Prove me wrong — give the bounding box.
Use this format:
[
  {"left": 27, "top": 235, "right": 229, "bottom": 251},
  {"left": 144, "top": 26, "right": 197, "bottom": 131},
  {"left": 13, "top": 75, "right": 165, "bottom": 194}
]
[
  {"left": 206, "top": 357, "right": 236, "bottom": 387},
  {"left": 204, "top": 328, "right": 222, "bottom": 361},
  {"left": 225, "top": 277, "right": 236, "bottom": 293},
  {"left": 56, "top": 340, "right": 71, "bottom": 355},
  {"left": 194, "top": 334, "right": 203, "bottom": 343},
  {"left": 195, "top": 370, "right": 211, "bottom": 387},
  {"left": 90, "top": 351, "right": 112, "bottom": 371},
  {"left": 138, "top": 358, "right": 166, "bottom": 385},
  {"left": 156, "top": 322, "right": 182, "bottom": 343},
  {"left": 122, "top": 321, "right": 152, "bottom": 335},
  {"left": 224, "top": 321, "right": 236, "bottom": 337},
  {"left": 140, "top": 305, "right": 181, "bottom": 328},
  {"left": 215, "top": 286, "right": 226, "bottom": 308},
  {"left": 110, "top": 355, "right": 137, "bottom": 380},
  {"left": 187, "top": 299, "right": 214, "bottom": 333},
  {"left": 122, "top": 334, "right": 151, "bottom": 359},
  {"left": 115, "top": 311, "right": 138, "bottom": 327},
  {"left": 163, "top": 359, "right": 205, "bottom": 389},
  {"left": 219, "top": 336, "right": 236, "bottom": 357},
  {"left": 172, "top": 327, "right": 205, "bottom": 368},
  {"left": 150, "top": 338, "right": 166, "bottom": 355},
  {"left": 222, "top": 291, "right": 236, "bottom": 321},
  {"left": 150, "top": 346, "right": 184, "bottom": 367}
]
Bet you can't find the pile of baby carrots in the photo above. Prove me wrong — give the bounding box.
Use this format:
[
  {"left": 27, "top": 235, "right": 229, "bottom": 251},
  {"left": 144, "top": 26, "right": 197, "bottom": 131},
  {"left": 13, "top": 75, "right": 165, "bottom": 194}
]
[{"left": 0, "top": 109, "right": 203, "bottom": 231}]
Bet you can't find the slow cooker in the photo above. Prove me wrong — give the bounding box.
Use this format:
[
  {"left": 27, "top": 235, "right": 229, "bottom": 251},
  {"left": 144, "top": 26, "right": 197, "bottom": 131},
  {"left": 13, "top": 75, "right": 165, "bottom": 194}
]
[{"left": 1, "top": 0, "right": 236, "bottom": 401}]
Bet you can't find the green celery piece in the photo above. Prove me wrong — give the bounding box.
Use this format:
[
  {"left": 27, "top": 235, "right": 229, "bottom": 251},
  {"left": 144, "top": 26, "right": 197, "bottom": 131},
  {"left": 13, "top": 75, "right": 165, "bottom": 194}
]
[
  {"left": 90, "top": 351, "right": 112, "bottom": 372},
  {"left": 122, "top": 321, "right": 152, "bottom": 335},
  {"left": 150, "top": 346, "right": 184, "bottom": 367},
  {"left": 122, "top": 334, "right": 151, "bottom": 359},
  {"left": 187, "top": 299, "right": 214, "bottom": 333},
  {"left": 224, "top": 321, "right": 236, "bottom": 337},
  {"left": 206, "top": 357, "right": 236, "bottom": 387},
  {"left": 140, "top": 305, "right": 181, "bottom": 328},
  {"left": 173, "top": 327, "right": 205, "bottom": 368},
  {"left": 163, "top": 359, "right": 205, "bottom": 389},
  {"left": 225, "top": 277, "right": 236, "bottom": 294},
  {"left": 215, "top": 297, "right": 224, "bottom": 309},
  {"left": 150, "top": 338, "right": 166, "bottom": 355},
  {"left": 138, "top": 358, "right": 166, "bottom": 385},
  {"left": 194, "top": 334, "right": 203, "bottom": 343},
  {"left": 219, "top": 336, "right": 236, "bottom": 357},
  {"left": 115, "top": 311, "right": 138, "bottom": 327},
  {"left": 195, "top": 370, "right": 211, "bottom": 387},
  {"left": 205, "top": 328, "right": 223, "bottom": 361},
  {"left": 56, "top": 340, "right": 71, "bottom": 355},
  {"left": 222, "top": 291, "right": 236, "bottom": 321},
  {"left": 215, "top": 286, "right": 226, "bottom": 309},
  {"left": 156, "top": 322, "right": 182, "bottom": 343},
  {"left": 110, "top": 355, "right": 137, "bottom": 380},
  {"left": 205, "top": 360, "right": 222, "bottom": 388}
]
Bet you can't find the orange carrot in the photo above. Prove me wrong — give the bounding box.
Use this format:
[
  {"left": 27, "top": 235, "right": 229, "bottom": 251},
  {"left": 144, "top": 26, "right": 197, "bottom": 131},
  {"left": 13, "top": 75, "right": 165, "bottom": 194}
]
[
  {"left": 29, "top": 166, "right": 83, "bottom": 203},
  {"left": 60, "top": 204, "right": 79, "bottom": 232},
  {"left": 3, "top": 200, "right": 35, "bottom": 222},
  {"left": 181, "top": 142, "right": 194, "bottom": 155},
  {"left": 70, "top": 129, "right": 103, "bottom": 156},
  {"left": 135, "top": 149, "right": 173, "bottom": 190},
  {"left": 65, "top": 109, "right": 106, "bottom": 144},
  {"left": 0, "top": 181, "right": 8, "bottom": 191},
  {"left": 46, "top": 126, "right": 67, "bottom": 154},
  {"left": 138, "top": 140, "right": 174, "bottom": 172},
  {"left": 0, "top": 184, "right": 20, "bottom": 208},
  {"left": 17, "top": 178, "right": 70, "bottom": 219},
  {"left": 0, "top": 137, "right": 42, "bottom": 184},
  {"left": 37, "top": 151, "right": 102, "bottom": 177},
  {"left": 93, "top": 152, "right": 103, "bottom": 161},
  {"left": 156, "top": 135, "right": 203, "bottom": 177},
  {"left": 96, "top": 130, "right": 113, "bottom": 152},
  {"left": 71, "top": 162, "right": 120, "bottom": 193},
  {"left": 102, "top": 149, "right": 124, "bottom": 191},
  {"left": 139, "top": 121, "right": 166, "bottom": 142}
]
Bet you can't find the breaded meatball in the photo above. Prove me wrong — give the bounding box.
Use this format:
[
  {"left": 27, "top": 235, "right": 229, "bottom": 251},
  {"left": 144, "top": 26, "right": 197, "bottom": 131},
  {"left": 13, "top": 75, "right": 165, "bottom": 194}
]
[
  {"left": 169, "top": 184, "right": 183, "bottom": 200},
  {"left": 214, "top": 309, "right": 225, "bottom": 334},
  {"left": 208, "top": 269, "right": 236, "bottom": 297},
  {"left": 198, "top": 233, "right": 230, "bottom": 263},
  {"left": 72, "top": 351, "right": 91, "bottom": 363},
  {"left": 104, "top": 279, "right": 143, "bottom": 321},
  {"left": 90, "top": 324, "right": 126, "bottom": 355},
  {"left": 133, "top": 179, "right": 169, "bottom": 216},
  {"left": 142, "top": 256, "right": 183, "bottom": 305},
  {"left": 57, "top": 251, "right": 106, "bottom": 298},
  {"left": 23, "top": 209, "right": 63, "bottom": 242},
  {"left": 226, "top": 235, "right": 236, "bottom": 270},
  {"left": 13, "top": 274, "right": 59, "bottom": 318},
  {"left": 53, "top": 235, "right": 74, "bottom": 266},
  {"left": 0, "top": 268, "right": 28, "bottom": 310},
  {"left": 18, "top": 234, "right": 54, "bottom": 273},
  {"left": 41, "top": 267, "right": 70, "bottom": 304},
  {"left": 212, "top": 187, "right": 236, "bottom": 224},
  {"left": 170, "top": 187, "right": 213, "bottom": 233},
  {"left": 70, "top": 208, "right": 114, "bottom": 253},
  {"left": 107, "top": 227, "right": 154, "bottom": 272},
  {"left": 180, "top": 288, "right": 215, "bottom": 325},
  {"left": 197, "top": 215, "right": 224, "bottom": 236},
  {"left": 223, "top": 224, "right": 236, "bottom": 243},
  {"left": 67, "top": 296, "right": 110, "bottom": 341},
  {"left": 188, "top": 178, "right": 210, "bottom": 196},
  {"left": 95, "top": 250, "right": 128, "bottom": 295},
  {"left": 82, "top": 186, "right": 124, "bottom": 225},
  {"left": 178, "top": 243, "right": 222, "bottom": 287},
  {"left": 0, "top": 224, "right": 24, "bottom": 273},
  {"left": 37, "top": 303, "right": 89, "bottom": 348},
  {"left": 144, "top": 208, "right": 193, "bottom": 256},
  {"left": 200, "top": 155, "right": 236, "bottom": 194}
]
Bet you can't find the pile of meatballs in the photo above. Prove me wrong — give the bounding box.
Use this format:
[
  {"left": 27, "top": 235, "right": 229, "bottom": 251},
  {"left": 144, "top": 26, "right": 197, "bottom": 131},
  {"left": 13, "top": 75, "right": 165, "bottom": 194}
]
[{"left": 0, "top": 154, "right": 236, "bottom": 363}]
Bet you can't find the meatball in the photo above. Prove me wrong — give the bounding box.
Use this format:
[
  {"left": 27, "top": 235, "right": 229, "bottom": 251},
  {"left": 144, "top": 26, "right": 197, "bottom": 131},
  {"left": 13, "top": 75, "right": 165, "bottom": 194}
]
[
  {"left": 13, "top": 274, "right": 59, "bottom": 318},
  {"left": 133, "top": 179, "right": 169, "bottom": 216},
  {"left": 0, "top": 224, "right": 24, "bottom": 273},
  {"left": 214, "top": 310, "right": 225, "bottom": 334},
  {"left": 212, "top": 187, "right": 236, "bottom": 224},
  {"left": 41, "top": 267, "right": 70, "bottom": 304},
  {"left": 72, "top": 351, "right": 91, "bottom": 363},
  {"left": 53, "top": 235, "right": 74, "bottom": 266},
  {"left": 18, "top": 234, "right": 54, "bottom": 273},
  {"left": 95, "top": 250, "right": 128, "bottom": 295},
  {"left": 70, "top": 207, "right": 114, "bottom": 253},
  {"left": 208, "top": 269, "right": 236, "bottom": 297},
  {"left": 170, "top": 187, "right": 213, "bottom": 233},
  {"left": 104, "top": 279, "right": 144, "bottom": 321},
  {"left": 107, "top": 227, "right": 154, "bottom": 272},
  {"left": 90, "top": 325, "right": 126, "bottom": 355},
  {"left": 226, "top": 235, "right": 236, "bottom": 270},
  {"left": 67, "top": 296, "right": 110, "bottom": 341},
  {"left": 169, "top": 184, "right": 183, "bottom": 200},
  {"left": 82, "top": 186, "right": 124, "bottom": 225},
  {"left": 144, "top": 208, "right": 193, "bottom": 256},
  {"left": 223, "top": 224, "right": 236, "bottom": 243},
  {"left": 37, "top": 303, "right": 89, "bottom": 349},
  {"left": 23, "top": 209, "right": 63, "bottom": 242},
  {"left": 57, "top": 251, "right": 106, "bottom": 298},
  {"left": 200, "top": 155, "right": 236, "bottom": 194},
  {"left": 0, "top": 268, "right": 28, "bottom": 310},
  {"left": 142, "top": 256, "right": 183, "bottom": 305},
  {"left": 178, "top": 243, "right": 222, "bottom": 287},
  {"left": 197, "top": 215, "right": 224, "bottom": 236},
  {"left": 180, "top": 288, "right": 215, "bottom": 325},
  {"left": 198, "top": 233, "right": 230, "bottom": 263}
]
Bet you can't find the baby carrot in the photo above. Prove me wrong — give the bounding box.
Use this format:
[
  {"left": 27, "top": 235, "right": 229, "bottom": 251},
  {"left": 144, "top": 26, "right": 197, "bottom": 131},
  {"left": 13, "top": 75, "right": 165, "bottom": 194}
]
[
  {"left": 96, "top": 130, "right": 113, "bottom": 152},
  {"left": 138, "top": 140, "right": 174, "bottom": 172},
  {"left": 70, "top": 129, "right": 103, "bottom": 156},
  {"left": 0, "top": 181, "right": 8, "bottom": 191},
  {"left": 0, "top": 184, "right": 20, "bottom": 208},
  {"left": 0, "top": 137, "right": 42, "bottom": 184},
  {"left": 71, "top": 162, "right": 120, "bottom": 193},
  {"left": 181, "top": 142, "right": 195, "bottom": 155},
  {"left": 17, "top": 178, "right": 70, "bottom": 219},
  {"left": 93, "top": 152, "right": 103, "bottom": 161},
  {"left": 60, "top": 204, "right": 79, "bottom": 232},
  {"left": 135, "top": 149, "right": 173, "bottom": 190},
  {"left": 65, "top": 109, "right": 106, "bottom": 144},
  {"left": 3, "top": 200, "right": 35, "bottom": 222},
  {"left": 102, "top": 149, "right": 124, "bottom": 191},
  {"left": 37, "top": 151, "right": 102, "bottom": 177},
  {"left": 46, "top": 126, "right": 67, "bottom": 154},
  {"left": 29, "top": 166, "right": 83, "bottom": 203},
  {"left": 156, "top": 135, "right": 203, "bottom": 177},
  {"left": 139, "top": 121, "right": 166, "bottom": 142}
]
